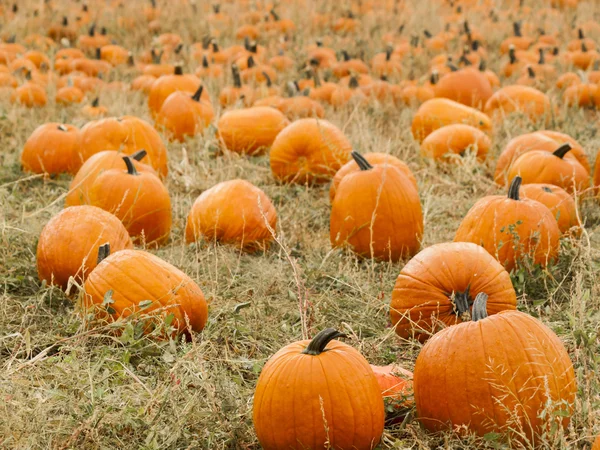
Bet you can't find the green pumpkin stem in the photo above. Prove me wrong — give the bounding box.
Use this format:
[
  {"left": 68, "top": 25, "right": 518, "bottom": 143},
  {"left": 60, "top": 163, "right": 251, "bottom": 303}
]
[
  {"left": 351, "top": 151, "right": 373, "bottom": 171},
  {"left": 123, "top": 156, "right": 138, "bottom": 175},
  {"left": 508, "top": 176, "right": 522, "bottom": 200},
  {"left": 471, "top": 293, "right": 489, "bottom": 322},
  {"left": 97, "top": 243, "right": 111, "bottom": 264},
  {"left": 302, "top": 328, "right": 346, "bottom": 355},
  {"left": 553, "top": 143, "right": 572, "bottom": 159},
  {"left": 131, "top": 149, "right": 147, "bottom": 161},
  {"left": 192, "top": 85, "right": 204, "bottom": 101}
]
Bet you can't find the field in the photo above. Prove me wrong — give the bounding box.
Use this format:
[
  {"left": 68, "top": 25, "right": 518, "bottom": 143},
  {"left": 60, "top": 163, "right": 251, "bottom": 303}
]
[{"left": 2, "top": 0, "right": 600, "bottom": 449}]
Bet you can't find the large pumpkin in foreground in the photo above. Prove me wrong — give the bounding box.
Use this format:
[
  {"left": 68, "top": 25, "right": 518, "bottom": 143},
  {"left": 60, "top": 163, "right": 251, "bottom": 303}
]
[
  {"left": 391, "top": 242, "right": 517, "bottom": 341},
  {"left": 253, "top": 328, "right": 384, "bottom": 449},
  {"left": 414, "top": 293, "right": 576, "bottom": 444},
  {"left": 83, "top": 246, "right": 208, "bottom": 335}
]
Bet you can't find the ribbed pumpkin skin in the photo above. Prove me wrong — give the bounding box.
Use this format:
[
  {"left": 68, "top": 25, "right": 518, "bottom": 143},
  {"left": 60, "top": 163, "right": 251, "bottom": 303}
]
[
  {"left": 420, "top": 124, "right": 491, "bottom": 161},
  {"left": 78, "top": 116, "right": 168, "bottom": 177},
  {"left": 253, "top": 339, "right": 384, "bottom": 450},
  {"left": 330, "top": 165, "right": 423, "bottom": 261},
  {"left": 37, "top": 206, "right": 133, "bottom": 289},
  {"left": 329, "top": 152, "right": 417, "bottom": 202},
  {"left": 433, "top": 67, "right": 493, "bottom": 109},
  {"left": 83, "top": 250, "right": 208, "bottom": 334},
  {"left": 521, "top": 184, "right": 579, "bottom": 232},
  {"left": 270, "top": 118, "right": 352, "bottom": 184},
  {"left": 391, "top": 242, "right": 517, "bottom": 341},
  {"left": 217, "top": 106, "right": 289, "bottom": 155},
  {"left": 185, "top": 179, "right": 277, "bottom": 250},
  {"left": 411, "top": 98, "right": 492, "bottom": 142},
  {"left": 454, "top": 193, "right": 560, "bottom": 271},
  {"left": 414, "top": 310, "right": 577, "bottom": 442},
  {"left": 21, "top": 123, "right": 80, "bottom": 175},
  {"left": 507, "top": 150, "right": 590, "bottom": 195},
  {"left": 65, "top": 150, "right": 157, "bottom": 207}
]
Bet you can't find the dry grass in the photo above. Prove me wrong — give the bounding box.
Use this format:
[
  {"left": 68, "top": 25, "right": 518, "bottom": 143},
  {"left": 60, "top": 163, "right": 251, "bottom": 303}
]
[{"left": 1, "top": 0, "right": 600, "bottom": 449}]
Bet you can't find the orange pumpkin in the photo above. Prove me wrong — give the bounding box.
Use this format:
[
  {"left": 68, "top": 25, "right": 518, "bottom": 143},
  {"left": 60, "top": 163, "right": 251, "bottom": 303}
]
[
  {"left": 21, "top": 123, "right": 80, "bottom": 175},
  {"left": 185, "top": 179, "right": 277, "bottom": 251},
  {"left": 420, "top": 124, "right": 491, "bottom": 162},
  {"left": 520, "top": 184, "right": 581, "bottom": 235},
  {"left": 370, "top": 364, "right": 414, "bottom": 411},
  {"left": 484, "top": 85, "right": 552, "bottom": 123},
  {"left": 37, "top": 206, "right": 133, "bottom": 290},
  {"left": 11, "top": 80, "right": 47, "bottom": 107},
  {"left": 147, "top": 66, "right": 204, "bottom": 118},
  {"left": 270, "top": 119, "right": 352, "bottom": 184},
  {"left": 433, "top": 67, "right": 492, "bottom": 109}
]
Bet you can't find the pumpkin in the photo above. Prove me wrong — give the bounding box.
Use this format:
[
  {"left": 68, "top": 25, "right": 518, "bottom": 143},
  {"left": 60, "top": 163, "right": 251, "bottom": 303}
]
[
  {"left": 495, "top": 131, "right": 590, "bottom": 184},
  {"left": 253, "top": 328, "right": 385, "bottom": 450},
  {"left": 390, "top": 242, "right": 517, "bottom": 341},
  {"left": 83, "top": 246, "right": 208, "bottom": 335},
  {"left": 414, "top": 293, "right": 576, "bottom": 443},
  {"left": 66, "top": 149, "right": 155, "bottom": 207},
  {"left": 484, "top": 85, "right": 553, "bottom": 123},
  {"left": 80, "top": 97, "right": 108, "bottom": 118},
  {"left": 37, "top": 206, "right": 133, "bottom": 290},
  {"left": 370, "top": 364, "right": 414, "bottom": 411},
  {"left": 433, "top": 67, "right": 492, "bottom": 109},
  {"left": 332, "top": 50, "right": 370, "bottom": 78},
  {"left": 371, "top": 46, "right": 402, "bottom": 78},
  {"left": 195, "top": 55, "right": 224, "bottom": 80},
  {"left": 99, "top": 44, "right": 130, "bottom": 66},
  {"left": 219, "top": 64, "right": 254, "bottom": 107},
  {"left": 279, "top": 94, "right": 325, "bottom": 120},
  {"left": 156, "top": 85, "right": 215, "bottom": 142},
  {"left": 10, "top": 80, "right": 47, "bottom": 107},
  {"left": 411, "top": 98, "right": 492, "bottom": 142},
  {"left": 55, "top": 85, "right": 85, "bottom": 105},
  {"left": 217, "top": 106, "right": 289, "bottom": 156},
  {"left": 147, "top": 66, "right": 204, "bottom": 117},
  {"left": 507, "top": 143, "right": 590, "bottom": 195},
  {"left": 88, "top": 157, "right": 172, "bottom": 246},
  {"left": 520, "top": 183, "right": 581, "bottom": 235},
  {"left": 592, "top": 436, "right": 600, "bottom": 450},
  {"left": 329, "top": 152, "right": 417, "bottom": 202},
  {"left": 131, "top": 74, "right": 157, "bottom": 94},
  {"left": 21, "top": 123, "right": 80, "bottom": 175},
  {"left": 78, "top": 116, "right": 168, "bottom": 177},
  {"left": 454, "top": 176, "right": 561, "bottom": 271},
  {"left": 330, "top": 152, "right": 423, "bottom": 261},
  {"left": 185, "top": 179, "right": 277, "bottom": 251},
  {"left": 564, "top": 83, "right": 597, "bottom": 108},
  {"left": 270, "top": 119, "right": 352, "bottom": 184},
  {"left": 420, "top": 124, "right": 491, "bottom": 162}
]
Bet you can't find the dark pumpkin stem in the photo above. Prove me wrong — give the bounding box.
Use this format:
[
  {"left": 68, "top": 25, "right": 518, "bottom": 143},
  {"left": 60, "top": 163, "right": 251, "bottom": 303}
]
[
  {"left": 582, "top": 42, "right": 588, "bottom": 53},
  {"left": 123, "top": 156, "right": 138, "bottom": 175},
  {"left": 538, "top": 48, "right": 545, "bottom": 65},
  {"left": 97, "top": 243, "right": 110, "bottom": 264},
  {"left": 62, "top": 16, "right": 68, "bottom": 26},
  {"left": 430, "top": 70, "right": 439, "bottom": 85},
  {"left": 302, "top": 328, "right": 346, "bottom": 355},
  {"left": 508, "top": 176, "right": 522, "bottom": 200},
  {"left": 312, "top": 69, "right": 322, "bottom": 87},
  {"left": 89, "top": 23, "right": 96, "bottom": 37},
  {"left": 127, "top": 52, "right": 134, "bottom": 66},
  {"left": 202, "top": 55, "right": 209, "bottom": 68},
  {"left": 447, "top": 61, "right": 459, "bottom": 72},
  {"left": 58, "top": 124, "right": 68, "bottom": 132},
  {"left": 95, "top": 48, "right": 101, "bottom": 60},
  {"left": 174, "top": 43, "right": 183, "bottom": 54},
  {"left": 553, "top": 143, "right": 572, "bottom": 159},
  {"left": 423, "top": 29, "right": 432, "bottom": 38},
  {"left": 349, "top": 76, "right": 359, "bottom": 89},
  {"left": 192, "top": 85, "right": 204, "bottom": 101},
  {"left": 513, "top": 21, "right": 522, "bottom": 37},
  {"left": 472, "top": 40, "right": 480, "bottom": 51},
  {"left": 542, "top": 186, "right": 553, "bottom": 193},
  {"left": 212, "top": 4, "right": 220, "bottom": 13},
  {"left": 509, "top": 46, "right": 517, "bottom": 64},
  {"left": 131, "top": 149, "right": 147, "bottom": 161},
  {"left": 385, "top": 46, "right": 393, "bottom": 61},
  {"left": 247, "top": 55, "right": 255, "bottom": 68},
  {"left": 351, "top": 151, "right": 373, "bottom": 171},
  {"left": 91, "top": 97, "right": 99, "bottom": 107},
  {"left": 578, "top": 28, "right": 584, "bottom": 40},
  {"left": 471, "top": 293, "right": 489, "bottom": 322},
  {"left": 478, "top": 59, "right": 487, "bottom": 71},
  {"left": 232, "top": 64, "right": 241, "bottom": 88},
  {"left": 527, "top": 66, "right": 535, "bottom": 78},
  {"left": 211, "top": 41, "right": 219, "bottom": 53},
  {"left": 174, "top": 65, "right": 183, "bottom": 75},
  {"left": 341, "top": 50, "right": 350, "bottom": 61},
  {"left": 262, "top": 72, "right": 272, "bottom": 87},
  {"left": 452, "top": 285, "right": 472, "bottom": 319}
]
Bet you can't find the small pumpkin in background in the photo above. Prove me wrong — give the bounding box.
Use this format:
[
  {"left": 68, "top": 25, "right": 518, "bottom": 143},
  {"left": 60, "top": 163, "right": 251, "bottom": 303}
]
[
  {"left": 185, "top": 179, "right": 277, "bottom": 251},
  {"left": 253, "top": 328, "right": 384, "bottom": 450},
  {"left": 411, "top": 98, "right": 492, "bottom": 142},
  {"left": 520, "top": 184, "right": 581, "bottom": 235},
  {"left": 11, "top": 78, "right": 47, "bottom": 107},
  {"left": 507, "top": 143, "right": 590, "bottom": 195},
  {"left": 55, "top": 84, "right": 85, "bottom": 105},
  {"left": 455, "top": 176, "right": 561, "bottom": 271},
  {"left": 391, "top": 242, "right": 517, "bottom": 342},
  {"left": 414, "top": 293, "right": 576, "bottom": 443},
  {"left": 66, "top": 149, "right": 155, "bottom": 207},
  {"left": 217, "top": 106, "right": 289, "bottom": 155},
  {"left": 330, "top": 152, "right": 423, "bottom": 262},
  {"left": 37, "top": 206, "right": 132, "bottom": 290},
  {"left": 80, "top": 97, "right": 108, "bottom": 118},
  {"left": 78, "top": 116, "right": 168, "bottom": 177},
  {"left": 83, "top": 246, "right": 208, "bottom": 336},
  {"left": 147, "top": 66, "right": 204, "bottom": 117},
  {"left": 87, "top": 157, "right": 172, "bottom": 246},
  {"left": 131, "top": 74, "right": 157, "bottom": 94},
  {"left": 564, "top": 82, "right": 597, "bottom": 108},
  {"left": 329, "top": 152, "right": 417, "bottom": 202},
  {"left": 370, "top": 364, "right": 414, "bottom": 416},
  {"left": 270, "top": 118, "right": 352, "bottom": 184},
  {"left": 484, "top": 85, "right": 553, "bottom": 124},
  {"left": 21, "top": 123, "right": 80, "bottom": 175},
  {"left": 433, "top": 67, "right": 492, "bottom": 109},
  {"left": 219, "top": 64, "right": 254, "bottom": 107},
  {"left": 156, "top": 85, "right": 215, "bottom": 142},
  {"left": 420, "top": 124, "right": 491, "bottom": 162}
]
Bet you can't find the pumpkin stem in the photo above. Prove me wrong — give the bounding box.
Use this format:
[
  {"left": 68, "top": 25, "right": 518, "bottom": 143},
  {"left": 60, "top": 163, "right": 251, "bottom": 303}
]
[
  {"left": 247, "top": 55, "right": 255, "bottom": 68},
  {"left": 447, "top": 61, "right": 459, "bottom": 72},
  {"left": 232, "top": 64, "right": 241, "bottom": 88},
  {"left": 192, "top": 85, "right": 204, "bottom": 101},
  {"left": 451, "top": 285, "right": 472, "bottom": 320},
  {"left": 527, "top": 66, "right": 535, "bottom": 78},
  {"left": 478, "top": 59, "right": 487, "bottom": 71},
  {"left": 131, "top": 149, "right": 147, "bottom": 161},
  {"left": 91, "top": 97, "right": 99, "bottom": 107},
  {"left": 202, "top": 55, "right": 209, "bottom": 68},
  {"left": 212, "top": 4, "right": 220, "bottom": 13},
  {"left": 312, "top": 68, "right": 322, "bottom": 87},
  {"left": 542, "top": 186, "right": 553, "bottom": 193},
  {"left": 58, "top": 124, "right": 68, "bottom": 132},
  {"left": 95, "top": 48, "right": 101, "bottom": 60},
  {"left": 302, "top": 328, "right": 346, "bottom": 355},
  {"left": 385, "top": 45, "right": 393, "bottom": 61},
  {"left": 471, "top": 293, "right": 489, "bottom": 322},
  {"left": 174, "top": 65, "right": 183, "bottom": 75},
  {"left": 211, "top": 41, "right": 220, "bottom": 53},
  {"left": 341, "top": 50, "right": 350, "bottom": 61},
  {"left": 174, "top": 43, "right": 183, "bottom": 55},
  {"left": 89, "top": 23, "right": 96, "bottom": 37},
  {"left": 127, "top": 52, "right": 134, "bottom": 66},
  {"left": 351, "top": 151, "right": 373, "bottom": 171},
  {"left": 97, "top": 243, "right": 110, "bottom": 264},
  {"left": 122, "top": 156, "right": 138, "bottom": 175},
  {"left": 508, "top": 45, "right": 517, "bottom": 64},
  {"left": 62, "top": 16, "right": 68, "bottom": 27},
  {"left": 348, "top": 76, "right": 359, "bottom": 89},
  {"left": 578, "top": 28, "right": 584, "bottom": 40},
  {"left": 430, "top": 69, "right": 439, "bottom": 85},
  {"left": 538, "top": 48, "right": 545, "bottom": 65},
  {"left": 553, "top": 143, "right": 572, "bottom": 159},
  {"left": 582, "top": 42, "right": 588, "bottom": 53},
  {"left": 472, "top": 40, "right": 480, "bottom": 51},
  {"left": 508, "top": 176, "right": 522, "bottom": 200},
  {"left": 423, "top": 29, "right": 432, "bottom": 38},
  {"left": 270, "top": 9, "right": 280, "bottom": 21},
  {"left": 262, "top": 71, "right": 272, "bottom": 87},
  {"left": 513, "top": 21, "right": 522, "bottom": 37}
]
